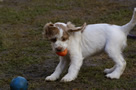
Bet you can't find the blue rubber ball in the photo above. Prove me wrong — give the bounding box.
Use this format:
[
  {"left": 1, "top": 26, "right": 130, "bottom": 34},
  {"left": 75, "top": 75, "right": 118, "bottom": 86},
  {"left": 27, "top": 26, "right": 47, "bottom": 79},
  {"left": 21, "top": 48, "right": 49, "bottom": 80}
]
[{"left": 10, "top": 76, "right": 28, "bottom": 90}]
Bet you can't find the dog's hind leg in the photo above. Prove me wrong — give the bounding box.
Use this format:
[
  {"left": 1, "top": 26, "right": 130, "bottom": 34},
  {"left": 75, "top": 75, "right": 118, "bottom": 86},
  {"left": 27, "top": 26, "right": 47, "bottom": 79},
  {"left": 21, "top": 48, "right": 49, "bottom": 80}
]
[
  {"left": 104, "top": 65, "right": 116, "bottom": 74},
  {"left": 105, "top": 45, "right": 126, "bottom": 79}
]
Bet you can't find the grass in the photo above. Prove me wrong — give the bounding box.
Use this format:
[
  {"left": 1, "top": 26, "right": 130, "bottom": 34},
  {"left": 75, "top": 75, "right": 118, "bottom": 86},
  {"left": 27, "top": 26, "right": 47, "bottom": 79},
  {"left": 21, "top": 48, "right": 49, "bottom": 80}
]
[{"left": 0, "top": 0, "right": 136, "bottom": 89}]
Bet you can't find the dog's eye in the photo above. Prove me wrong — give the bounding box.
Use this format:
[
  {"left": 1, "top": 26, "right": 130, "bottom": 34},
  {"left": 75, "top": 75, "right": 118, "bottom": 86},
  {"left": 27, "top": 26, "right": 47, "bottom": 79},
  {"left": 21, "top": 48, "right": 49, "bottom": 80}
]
[
  {"left": 50, "top": 38, "right": 57, "bottom": 42},
  {"left": 62, "top": 37, "right": 67, "bottom": 41}
]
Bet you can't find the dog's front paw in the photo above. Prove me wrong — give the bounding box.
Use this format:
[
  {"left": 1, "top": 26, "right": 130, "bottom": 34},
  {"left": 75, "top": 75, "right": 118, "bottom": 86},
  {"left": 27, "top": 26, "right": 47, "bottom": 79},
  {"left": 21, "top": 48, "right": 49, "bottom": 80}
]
[
  {"left": 60, "top": 75, "right": 75, "bottom": 82},
  {"left": 61, "top": 77, "right": 73, "bottom": 82},
  {"left": 45, "top": 75, "right": 57, "bottom": 81}
]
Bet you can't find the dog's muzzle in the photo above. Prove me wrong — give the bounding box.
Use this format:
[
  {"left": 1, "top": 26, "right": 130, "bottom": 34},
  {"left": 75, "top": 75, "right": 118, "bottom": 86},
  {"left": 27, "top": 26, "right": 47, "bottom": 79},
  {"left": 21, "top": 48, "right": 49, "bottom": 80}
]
[{"left": 55, "top": 47, "right": 63, "bottom": 52}]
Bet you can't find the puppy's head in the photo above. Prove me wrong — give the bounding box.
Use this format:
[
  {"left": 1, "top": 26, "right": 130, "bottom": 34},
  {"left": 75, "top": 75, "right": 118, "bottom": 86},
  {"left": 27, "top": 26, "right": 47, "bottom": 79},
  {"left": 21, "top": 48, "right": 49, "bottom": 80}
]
[{"left": 43, "top": 22, "right": 86, "bottom": 52}]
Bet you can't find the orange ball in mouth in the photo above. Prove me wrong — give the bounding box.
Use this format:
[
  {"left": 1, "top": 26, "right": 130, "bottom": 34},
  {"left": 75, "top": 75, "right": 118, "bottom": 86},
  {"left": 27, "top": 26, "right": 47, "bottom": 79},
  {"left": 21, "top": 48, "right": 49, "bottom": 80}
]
[{"left": 56, "top": 49, "right": 68, "bottom": 56}]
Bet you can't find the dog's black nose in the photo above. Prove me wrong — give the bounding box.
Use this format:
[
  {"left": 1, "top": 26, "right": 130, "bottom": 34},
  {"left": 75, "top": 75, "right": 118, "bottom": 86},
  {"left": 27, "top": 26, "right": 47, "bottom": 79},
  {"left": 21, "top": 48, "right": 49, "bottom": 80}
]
[{"left": 56, "top": 47, "right": 63, "bottom": 52}]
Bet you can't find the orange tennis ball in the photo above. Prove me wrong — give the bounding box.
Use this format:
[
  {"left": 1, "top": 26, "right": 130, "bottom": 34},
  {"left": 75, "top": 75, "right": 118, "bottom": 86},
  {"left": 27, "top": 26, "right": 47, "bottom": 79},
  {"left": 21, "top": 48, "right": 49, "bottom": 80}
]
[{"left": 56, "top": 49, "right": 68, "bottom": 56}]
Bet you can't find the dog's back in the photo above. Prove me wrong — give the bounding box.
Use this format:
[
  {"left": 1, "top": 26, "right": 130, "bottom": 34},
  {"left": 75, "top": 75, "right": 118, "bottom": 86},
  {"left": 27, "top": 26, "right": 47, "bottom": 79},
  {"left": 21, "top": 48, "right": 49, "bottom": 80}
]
[{"left": 81, "top": 8, "right": 136, "bottom": 58}]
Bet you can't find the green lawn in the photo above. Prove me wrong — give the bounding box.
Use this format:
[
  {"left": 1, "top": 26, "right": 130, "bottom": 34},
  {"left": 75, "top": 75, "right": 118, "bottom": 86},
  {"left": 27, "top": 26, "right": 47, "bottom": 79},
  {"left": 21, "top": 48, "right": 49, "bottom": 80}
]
[{"left": 0, "top": 0, "right": 136, "bottom": 89}]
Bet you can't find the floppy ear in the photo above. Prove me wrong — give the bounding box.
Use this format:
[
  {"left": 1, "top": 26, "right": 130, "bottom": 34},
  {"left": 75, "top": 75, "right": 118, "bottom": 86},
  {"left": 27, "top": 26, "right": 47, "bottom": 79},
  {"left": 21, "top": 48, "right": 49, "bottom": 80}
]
[
  {"left": 42, "top": 22, "right": 52, "bottom": 39},
  {"left": 42, "top": 22, "right": 55, "bottom": 39},
  {"left": 67, "top": 22, "right": 86, "bottom": 33}
]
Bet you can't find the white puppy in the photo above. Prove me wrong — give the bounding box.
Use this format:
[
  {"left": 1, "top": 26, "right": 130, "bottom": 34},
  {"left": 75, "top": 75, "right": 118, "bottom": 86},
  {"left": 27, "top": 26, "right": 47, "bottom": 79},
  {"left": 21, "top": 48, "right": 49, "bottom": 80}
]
[{"left": 43, "top": 8, "right": 136, "bottom": 82}]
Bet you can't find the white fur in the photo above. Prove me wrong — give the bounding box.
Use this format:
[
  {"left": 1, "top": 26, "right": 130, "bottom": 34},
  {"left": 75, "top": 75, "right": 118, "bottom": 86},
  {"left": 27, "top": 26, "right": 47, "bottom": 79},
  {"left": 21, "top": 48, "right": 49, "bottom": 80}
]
[
  {"left": 50, "top": 23, "right": 68, "bottom": 52},
  {"left": 45, "top": 8, "right": 136, "bottom": 82}
]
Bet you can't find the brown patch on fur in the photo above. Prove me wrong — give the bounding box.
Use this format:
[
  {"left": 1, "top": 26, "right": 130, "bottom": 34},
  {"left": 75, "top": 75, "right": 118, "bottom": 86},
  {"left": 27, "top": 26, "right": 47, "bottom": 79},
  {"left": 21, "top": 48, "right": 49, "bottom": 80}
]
[
  {"left": 43, "top": 22, "right": 86, "bottom": 41},
  {"left": 67, "top": 22, "right": 76, "bottom": 29},
  {"left": 43, "top": 23, "right": 59, "bottom": 39},
  {"left": 67, "top": 22, "right": 87, "bottom": 33},
  {"left": 55, "top": 23, "right": 69, "bottom": 41},
  {"left": 55, "top": 24, "right": 67, "bottom": 31},
  {"left": 62, "top": 31, "right": 69, "bottom": 41},
  {"left": 81, "top": 23, "right": 87, "bottom": 33}
]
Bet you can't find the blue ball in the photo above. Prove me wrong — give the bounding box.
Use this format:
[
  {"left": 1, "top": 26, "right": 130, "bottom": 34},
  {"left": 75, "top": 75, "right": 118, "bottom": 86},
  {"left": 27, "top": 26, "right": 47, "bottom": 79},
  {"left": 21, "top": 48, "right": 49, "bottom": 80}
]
[{"left": 10, "top": 76, "right": 28, "bottom": 90}]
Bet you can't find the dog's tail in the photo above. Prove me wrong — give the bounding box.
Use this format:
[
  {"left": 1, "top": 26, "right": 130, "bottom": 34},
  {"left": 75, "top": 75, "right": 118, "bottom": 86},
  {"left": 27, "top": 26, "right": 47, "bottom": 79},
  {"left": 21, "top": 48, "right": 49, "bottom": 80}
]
[{"left": 121, "top": 8, "right": 136, "bottom": 35}]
